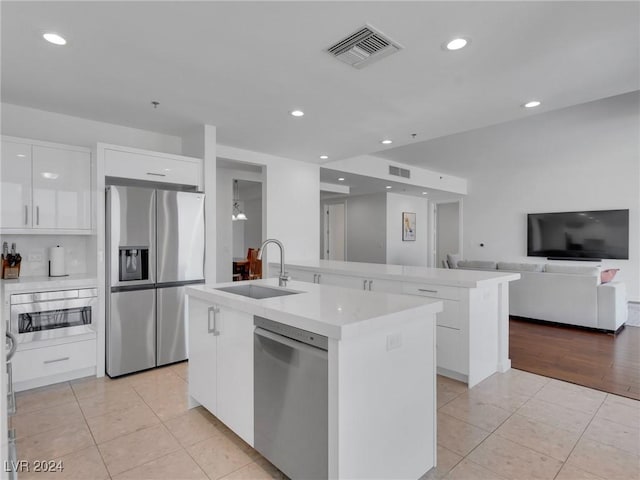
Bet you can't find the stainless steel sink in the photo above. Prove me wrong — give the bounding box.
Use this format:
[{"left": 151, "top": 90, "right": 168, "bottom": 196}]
[{"left": 214, "top": 284, "right": 301, "bottom": 299}]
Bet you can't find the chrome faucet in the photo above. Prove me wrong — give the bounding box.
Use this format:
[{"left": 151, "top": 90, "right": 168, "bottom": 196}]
[{"left": 257, "top": 239, "right": 290, "bottom": 287}]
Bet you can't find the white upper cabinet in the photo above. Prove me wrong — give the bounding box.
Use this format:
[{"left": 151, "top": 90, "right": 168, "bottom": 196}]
[
  {"left": 0, "top": 137, "right": 92, "bottom": 233},
  {"left": 32, "top": 145, "right": 91, "bottom": 230},
  {"left": 1, "top": 141, "right": 32, "bottom": 228},
  {"left": 104, "top": 147, "right": 202, "bottom": 190}
]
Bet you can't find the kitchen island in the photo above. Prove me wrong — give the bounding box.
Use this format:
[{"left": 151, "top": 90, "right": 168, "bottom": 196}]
[
  {"left": 269, "top": 260, "right": 521, "bottom": 387},
  {"left": 186, "top": 278, "right": 442, "bottom": 480}
]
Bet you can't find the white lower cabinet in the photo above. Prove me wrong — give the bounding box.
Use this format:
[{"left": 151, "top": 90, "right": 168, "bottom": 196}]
[
  {"left": 187, "top": 296, "right": 254, "bottom": 445},
  {"left": 12, "top": 338, "right": 96, "bottom": 391},
  {"left": 285, "top": 267, "right": 403, "bottom": 293},
  {"left": 273, "top": 264, "right": 505, "bottom": 386},
  {"left": 188, "top": 297, "right": 218, "bottom": 413},
  {"left": 216, "top": 305, "right": 254, "bottom": 444},
  {"left": 436, "top": 326, "right": 467, "bottom": 375},
  {"left": 288, "top": 268, "right": 317, "bottom": 283},
  {"left": 368, "top": 277, "right": 404, "bottom": 294}
]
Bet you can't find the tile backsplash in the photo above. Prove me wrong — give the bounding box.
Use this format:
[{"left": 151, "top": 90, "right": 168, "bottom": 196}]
[{"left": 0, "top": 234, "right": 93, "bottom": 277}]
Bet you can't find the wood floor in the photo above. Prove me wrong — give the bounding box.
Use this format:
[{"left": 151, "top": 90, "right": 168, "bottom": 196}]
[{"left": 509, "top": 318, "right": 640, "bottom": 400}]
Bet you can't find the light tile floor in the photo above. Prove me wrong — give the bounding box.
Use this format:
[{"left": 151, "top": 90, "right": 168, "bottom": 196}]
[{"left": 11, "top": 363, "right": 640, "bottom": 480}]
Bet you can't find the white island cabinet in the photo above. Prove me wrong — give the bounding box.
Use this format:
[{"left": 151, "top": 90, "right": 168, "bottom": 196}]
[
  {"left": 271, "top": 260, "right": 520, "bottom": 388},
  {"left": 187, "top": 299, "right": 254, "bottom": 444},
  {"left": 186, "top": 279, "right": 442, "bottom": 480}
]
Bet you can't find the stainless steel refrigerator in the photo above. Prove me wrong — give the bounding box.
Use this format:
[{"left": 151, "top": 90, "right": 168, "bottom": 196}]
[{"left": 106, "top": 185, "right": 205, "bottom": 377}]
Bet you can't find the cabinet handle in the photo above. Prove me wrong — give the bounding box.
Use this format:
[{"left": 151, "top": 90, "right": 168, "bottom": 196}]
[
  {"left": 363, "top": 279, "right": 368, "bottom": 290},
  {"left": 208, "top": 306, "right": 220, "bottom": 336},
  {"left": 368, "top": 280, "right": 373, "bottom": 291},
  {"left": 313, "top": 274, "right": 317, "bottom": 283},
  {"left": 317, "top": 274, "right": 321, "bottom": 284},
  {"left": 146, "top": 172, "right": 166, "bottom": 177},
  {"left": 43, "top": 357, "right": 69, "bottom": 364},
  {"left": 36, "top": 206, "right": 40, "bottom": 225},
  {"left": 207, "top": 306, "right": 214, "bottom": 333},
  {"left": 24, "top": 205, "right": 28, "bottom": 225},
  {"left": 418, "top": 289, "right": 438, "bottom": 294}
]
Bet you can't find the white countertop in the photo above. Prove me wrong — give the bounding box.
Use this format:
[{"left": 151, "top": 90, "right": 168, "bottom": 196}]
[
  {"left": 186, "top": 278, "right": 442, "bottom": 340},
  {"left": 1, "top": 274, "right": 98, "bottom": 296},
  {"left": 275, "top": 259, "right": 520, "bottom": 288}
]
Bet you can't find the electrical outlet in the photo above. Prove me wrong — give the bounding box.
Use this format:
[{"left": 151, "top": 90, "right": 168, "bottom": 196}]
[
  {"left": 386, "top": 332, "right": 402, "bottom": 351},
  {"left": 28, "top": 253, "right": 43, "bottom": 262}
]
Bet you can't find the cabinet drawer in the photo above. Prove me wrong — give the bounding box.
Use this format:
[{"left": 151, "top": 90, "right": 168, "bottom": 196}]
[
  {"left": 402, "top": 283, "right": 461, "bottom": 301},
  {"left": 105, "top": 149, "right": 202, "bottom": 188},
  {"left": 12, "top": 339, "right": 96, "bottom": 383}
]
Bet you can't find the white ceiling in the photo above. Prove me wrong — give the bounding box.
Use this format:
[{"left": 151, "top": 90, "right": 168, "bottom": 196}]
[{"left": 2, "top": 1, "right": 638, "bottom": 166}]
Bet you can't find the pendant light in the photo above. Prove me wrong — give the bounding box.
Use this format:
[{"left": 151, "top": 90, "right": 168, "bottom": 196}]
[{"left": 232, "top": 180, "right": 247, "bottom": 221}]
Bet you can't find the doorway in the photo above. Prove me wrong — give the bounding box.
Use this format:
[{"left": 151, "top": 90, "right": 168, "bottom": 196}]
[
  {"left": 232, "top": 179, "right": 263, "bottom": 279},
  {"left": 323, "top": 203, "right": 345, "bottom": 261},
  {"left": 435, "top": 201, "right": 462, "bottom": 268}
]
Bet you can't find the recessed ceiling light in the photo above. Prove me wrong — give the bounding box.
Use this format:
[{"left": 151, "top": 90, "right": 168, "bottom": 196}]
[
  {"left": 16, "top": 154, "right": 25, "bottom": 158},
  {"left": 445, "top": 38, "right": 468, "bottom": 51},
  {"left": 319, "top": 155, "right": 329, "bottom": 160},
  {"left": 290, "top": 110, "right": 304, "bottom": 117},
  {"left": 381, "top": 139, "right": 393, "bottom": 145},
  {"left": 385, "top": 185, "right": 392, "bottom": 189},
  {"left": 523, "top": 100, "right": 541, "bottom": 108},
  {"left": 41, "top": 172, "right": 59, "bottom": 180},
  {"left": 338, "top": 177, "right": 345, "bottom": 182},
  {"left": 43, "top": 33, "right": 67, "bottom": 45},
  {"left": 422, "top": 192, "right": 428, "bottom": 195}
]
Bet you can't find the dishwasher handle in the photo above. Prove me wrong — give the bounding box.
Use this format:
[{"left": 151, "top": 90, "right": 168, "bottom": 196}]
[{"left": 254, "top": 327, "right": 328, "bottom": 358}]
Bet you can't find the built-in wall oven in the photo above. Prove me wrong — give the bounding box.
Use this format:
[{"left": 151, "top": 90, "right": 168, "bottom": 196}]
[{"left": 10, "top": 289, "right": 97, "bottom": 343}]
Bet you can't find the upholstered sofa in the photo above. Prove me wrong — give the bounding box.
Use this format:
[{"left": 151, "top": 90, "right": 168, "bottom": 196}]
[{"left": 448, "top": 257, "right": 627, "bottom": 332}]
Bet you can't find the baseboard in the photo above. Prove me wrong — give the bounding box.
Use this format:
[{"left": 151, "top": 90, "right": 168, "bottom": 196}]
[
  {"left": 14, "top": 366, "right": 96, "bottom": 392},
  {"left": 436, "top": 367, "right": 468, "bottom": 384},
  {"left": 511, "top": 316, "right": 619, "bottom": 334},
  {"left": 497, "top": 359, "right": 512, "bottom": 373}
]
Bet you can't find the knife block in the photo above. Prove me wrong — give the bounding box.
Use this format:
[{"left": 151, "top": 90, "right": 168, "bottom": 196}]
[{"left": 1, "top": 255, "right": 21, "bottom": 279}]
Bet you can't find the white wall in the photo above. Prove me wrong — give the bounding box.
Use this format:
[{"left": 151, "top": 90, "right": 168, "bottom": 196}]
[
  {"left": 244, "top": 197, "right": 263, "bottom": 251},
  {"left": 182, "top": 125, "right": 216, "bottom": 282},
  {"left": 216, "top": 167, "right": 265, "bottom": 282},
  {"left": 386, "top": 193, "right": 429, "bottom": 266},
  {"left": 0, "top": 234, "right": 91, "bottom": 277},
  {"left": 2, "top": 103, "right": 182, "bottom": 153},
  {"left": 345, "top": 193, "right": 387, "bottom": 264},
  {"left": 232, "top": 200, "right": 246, "bottom": 258},
  {"left": 436, "top": 202, "right": 461, "bottom": 268},
  {"left": 217, "top": 145, "right": 320, "bottom": 269},
  {"left": 414, "top": 93, "right": 640, "bottom": 300}
]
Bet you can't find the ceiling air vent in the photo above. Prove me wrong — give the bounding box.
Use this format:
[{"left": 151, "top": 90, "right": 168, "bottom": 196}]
[
  {"left": 389, "top": 165, "right": 411, "bottom": 179},
  {"left": 327, "top": 25, "right": 403, "bottom": 69}
]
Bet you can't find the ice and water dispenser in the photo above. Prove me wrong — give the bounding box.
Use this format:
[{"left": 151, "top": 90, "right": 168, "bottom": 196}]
[{"left": 119, "top": 247, "right": 149, "bottom": 281}]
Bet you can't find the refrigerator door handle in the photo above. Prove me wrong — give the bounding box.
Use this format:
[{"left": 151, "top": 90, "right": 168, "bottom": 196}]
[{"left": 208, "top": 306, "right": 221, "bottom": 336}]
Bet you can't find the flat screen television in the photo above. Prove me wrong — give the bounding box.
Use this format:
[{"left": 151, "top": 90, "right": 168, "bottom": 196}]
[{"left": 527, "top": 209, "right": 629, "bottom": 260}]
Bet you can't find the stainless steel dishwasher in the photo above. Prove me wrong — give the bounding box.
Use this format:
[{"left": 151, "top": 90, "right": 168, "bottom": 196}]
[{"left": 254, "top": 316, "right": 328, "bottom": 480}]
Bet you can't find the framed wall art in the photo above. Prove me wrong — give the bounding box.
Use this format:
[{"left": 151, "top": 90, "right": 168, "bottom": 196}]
[{"left": 403, "top": 212, "right": 416, "bottom": 241}]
